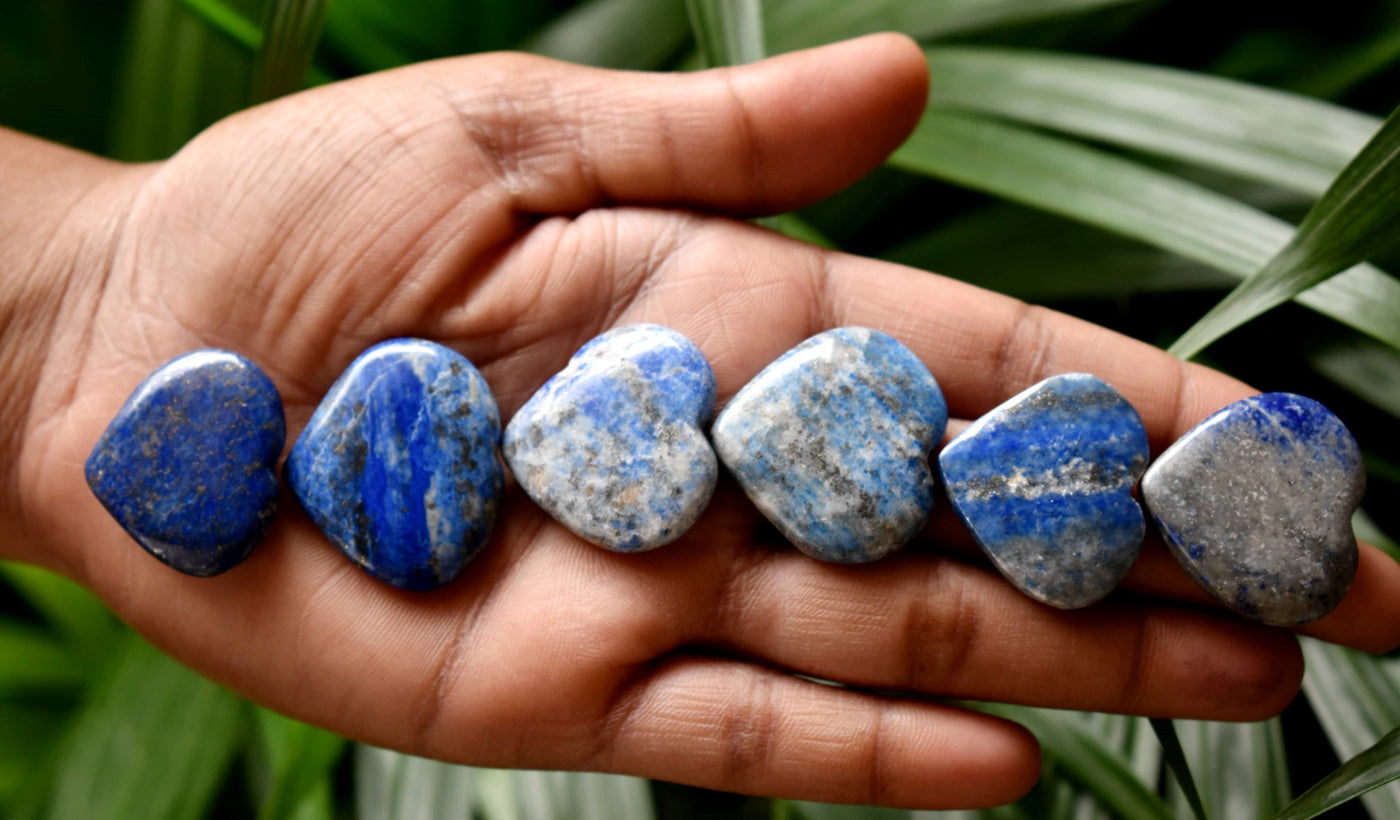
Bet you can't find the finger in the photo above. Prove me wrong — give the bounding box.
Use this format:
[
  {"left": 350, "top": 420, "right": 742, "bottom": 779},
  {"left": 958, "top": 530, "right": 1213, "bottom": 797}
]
[
  {"left": 593, "top": 655, "right": 1040, "bottom": 809},
  {"left": 398, "top": 32, "right": 929, "bottom": 215},
  {"left": 706, "top": 547, "right": 1303, "bottom": 721}
]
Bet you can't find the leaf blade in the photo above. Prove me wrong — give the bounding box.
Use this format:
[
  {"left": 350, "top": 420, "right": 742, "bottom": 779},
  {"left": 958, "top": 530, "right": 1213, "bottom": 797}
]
[
  {"left": 888, "top": 109, "right": 1400, "bottom": 352},
  {"left": 920, "top": 46, "right": 1380, "bottom": 197},
  {"left": 1171, "top": 104, "right": 1400, "bottom": 358}
]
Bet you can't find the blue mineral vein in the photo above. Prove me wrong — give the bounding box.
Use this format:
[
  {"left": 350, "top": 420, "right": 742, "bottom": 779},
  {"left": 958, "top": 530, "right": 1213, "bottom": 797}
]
[
  {"left": 939, "top": 373, "right": 1148, "bottom": 608},
  {"left": 285, "top": 339, "right": 503, "bottom": 591}
]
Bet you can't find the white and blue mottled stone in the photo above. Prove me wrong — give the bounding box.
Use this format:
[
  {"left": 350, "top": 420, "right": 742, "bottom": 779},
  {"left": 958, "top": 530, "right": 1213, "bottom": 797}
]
[
  {"left": 939, "top": 373, "right": 1149, "bottom": 608},
  {"left": 711, "top": 327, "right": 947, "bottom": 563},
  {"left": 85, "top": 350, "right": 284, "bottom": 576},
  {"left": 503, "top": 324, "right": 718, "bottom": 552},
  {"left": 284, "top": 339, "right": 503, "bottom": 591},
  {"left": 1141, "top": 392, "right": 1363, "bottom": 626}
]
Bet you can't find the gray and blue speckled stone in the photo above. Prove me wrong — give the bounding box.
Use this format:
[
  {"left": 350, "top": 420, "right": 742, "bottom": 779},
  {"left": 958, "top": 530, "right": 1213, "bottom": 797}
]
[
  {"left": 939, "top": 373, "right": 1148, "bottom": 609},
  {"left": 503, "top": 325, "right": 718, "bottom": 551},
  {"left": 1141, "top": 392, "right": 1363, "bottom": 626},
  {"left": 711, "top": 327, "right": 947, "bottom": 563}
]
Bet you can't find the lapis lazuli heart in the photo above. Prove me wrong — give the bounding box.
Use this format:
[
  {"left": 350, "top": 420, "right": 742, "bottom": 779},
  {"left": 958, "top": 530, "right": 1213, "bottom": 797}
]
[
  {"left": 284, "top": 339, "right": 503, "bottom": 591},
  {"left": 1141, "top": 392, "right": 1363, "bottom": 626},
  {"left": 503, "top": 324, "right": 718, "bottom": 551},
  {"left": 711, "top": 327, "right": 947, "bottom": 563},
  {"left": 938, "top": 373, "right": 1149, "bottom": 608},
  {"left": 85, "top": 349, "right": 285, "bottom": 576}
]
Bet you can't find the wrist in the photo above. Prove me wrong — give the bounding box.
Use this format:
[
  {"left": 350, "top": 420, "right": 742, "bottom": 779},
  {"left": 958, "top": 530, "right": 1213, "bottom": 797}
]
[{"left": 0, "top": 128, "right": 154, "bottom": 565}]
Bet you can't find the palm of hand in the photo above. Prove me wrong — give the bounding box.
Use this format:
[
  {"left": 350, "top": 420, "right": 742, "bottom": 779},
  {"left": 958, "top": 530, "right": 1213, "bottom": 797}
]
[{"left": 16, "top": 36, "right": 1400, "bottom": 809}]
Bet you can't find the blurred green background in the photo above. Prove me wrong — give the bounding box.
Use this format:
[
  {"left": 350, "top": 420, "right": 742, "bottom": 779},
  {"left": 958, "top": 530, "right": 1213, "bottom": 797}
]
[{"left": 4, "top": 0, "right": 1400, "bottom": 817}]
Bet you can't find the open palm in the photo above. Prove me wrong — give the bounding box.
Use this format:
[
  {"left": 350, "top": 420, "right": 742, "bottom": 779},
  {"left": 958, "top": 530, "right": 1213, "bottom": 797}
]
[{"left": 13, "top": 35, "right": 1400, "bottom": 809}]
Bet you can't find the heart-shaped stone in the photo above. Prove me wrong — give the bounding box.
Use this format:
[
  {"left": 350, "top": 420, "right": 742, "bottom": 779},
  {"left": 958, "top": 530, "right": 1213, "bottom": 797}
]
[
  {"left": 285, "top": 339, "right": 503, "bottom": 590},
  {"left": 85, "top": 350, "right": 284, "bottom": 576},
  {"left": 939, "top": 373, "right": 1149, "bottom": 608},
  {"left": 1140, "top": 392, "right": 1363, "bottom": 626},
  {"left": 503, "top": 324, "right": 717, "bottom": 551},
  {"left": 711, "top": 327, "right": 946, "bottom": 563}
]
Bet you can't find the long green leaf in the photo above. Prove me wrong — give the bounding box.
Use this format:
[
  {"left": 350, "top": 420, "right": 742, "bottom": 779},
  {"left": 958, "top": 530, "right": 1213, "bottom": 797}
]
[
  {"left": 976, "top": 704, "right": 1173, "bottom": 820},
  {"left": 179, "top": 0, "right": 261, "bottom": 49},
  {"left": 766, "top": 0, "right": 1145, "bottom": 53},
  {"left": 253, "top": 708, "right": 345, "bottom": 820},
  {"left": 1274, "top": 724, "right": 1400, "bottom": 820},
  {"left": 43, "top": 633, "right": 246, "bottom": 820},
  {"left": 1307, "top": 336, "right": 1400, "bottom": 420},
  {"left": 1171, "top": 104, "right": 1400, "bottom": 358},
  {"left": 888, "top": 109, "right": 1400, "bottom": 351},
  {"left": 0, "top": 621, "right": 86, "bottom": 694},
  {"left": 518, "top": 0, "right": 692, "bottom": 70},
  {"left": 1167, "top": 720, "right": 1290, "bottom": 820},
  {"left": 1300, "top": 638, "right": 1400, "bottom": 818},
  {"left": 0, "top": 562, "right": 115, "bottom": 663},
  {"left": 886, "top": 205, "right": 1233, "bottom": 301},
  {"left": 686, "top": 0, "right": 764, "bottom": 67},
  {"left": 250, "top": 0, "right": 330, "bottom": 103},
  {"left": 1151, "top": 719, "right": 1208, "bottom": 820},
  {"left": 355, "top": 746, "right": 474, "bottom": 820},
  {"left": 110, "top": 0, "right": 258, "bottom": 160},
  {"left": 921, "top": 47, "right": 1379, "bottom": 197}
]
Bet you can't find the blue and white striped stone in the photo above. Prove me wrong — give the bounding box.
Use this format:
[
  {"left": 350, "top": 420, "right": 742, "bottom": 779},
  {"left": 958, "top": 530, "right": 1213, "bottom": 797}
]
[{"left": 939, "top": 373, "right": 1149, "bottom": 608}]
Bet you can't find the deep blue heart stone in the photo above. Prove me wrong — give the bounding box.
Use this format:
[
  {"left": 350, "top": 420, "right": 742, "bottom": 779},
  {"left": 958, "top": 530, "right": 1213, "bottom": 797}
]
[
  {"left": 502, "top": 324, "right": 717, "bottom": 552},
  {"left": 711, "top": 327, "right": 947, "bottom": 563},
  {"left": 85, "top": 350, "right": 284, "bottom": 576},
  {"left": 938, "top": 373, "right": 1149, "bottom": 608},
  {"left": 284, "top": 339, "right": 503, "bottom": 591},
  {"left": 1141, "top": 392, "right": 1363, "bottom": 626}
]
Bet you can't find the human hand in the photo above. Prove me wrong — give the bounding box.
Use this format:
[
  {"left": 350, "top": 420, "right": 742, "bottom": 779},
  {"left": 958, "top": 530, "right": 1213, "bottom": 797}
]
[{"left": 6, "top": 34, "right": 1400, "bottom": 810}]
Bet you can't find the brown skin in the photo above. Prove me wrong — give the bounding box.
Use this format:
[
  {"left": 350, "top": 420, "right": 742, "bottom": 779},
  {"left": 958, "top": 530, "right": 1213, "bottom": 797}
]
[{"left": 3, "top": 34, "right": 1399, "bottom": 810}]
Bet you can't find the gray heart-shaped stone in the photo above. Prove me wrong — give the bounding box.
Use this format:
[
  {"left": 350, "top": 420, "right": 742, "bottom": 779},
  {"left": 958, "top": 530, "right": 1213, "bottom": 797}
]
[{"left": 1140, "top": 392, "right": 1363, "bottom": 626}]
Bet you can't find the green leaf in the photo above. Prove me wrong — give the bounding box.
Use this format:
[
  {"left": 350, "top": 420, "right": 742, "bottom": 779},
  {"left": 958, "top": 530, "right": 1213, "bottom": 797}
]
[
  {"left": 1170, "top": 104, "right": 1400, "bottom": 358},
  {"left": 1300, "top": 638, "right": 1400, "bottom": 818},
  {"left": 1306, "top": 336, "right": 1400, "bottom": 419},
  {"left": 686, "top": 0, "right": 764, "bottom": 67},
  {"left": 518, "top": 0, "right": 692, "bottom": 70},
  {"left": 252, "top": 708, "right": 345, "bottom": 820},
  {"left": 1274, "top": 724, "right": 1400, "bottom": 820},
  {"left": 762, "top": 213, "right": 836, "bottom": 249},
  {"left": 1151, "top": 719, "right": 1208, "bottom": 820},
  {"left": 110, "top": 0, "right": 259, "bottom": 160},
  {"left": 1166, "top": 720, "right": 1290, "bottom": 820},
  {"left": 0, "top": 621, "right": 87, "bottom": 695},
  {"left": 355, "top": 746, "right": 474, "bottom": 820},
  {"left": 888, "top": 109, "right": 1400, "bottom": 351},
  {"left": 920, "top": 46, "right": 1379, "bottom": 197},
  {"left": 476, "top": 768, "right": 657, "bottom": 820},
  {"left": 885, "top": 205, "right": 1233, "bottom": 301},
  {"left": 976, "top": 704, "right": 1172, "bottom": 820},
  {"left": 250, "top": 0, "right": 330, "bottom": 103},
  {"left": 179, "top": 0, "right": 262, "bottom": 50},
  {"left": 42, "top": 633, "right": 246, "bottom": 820},
  {"left": 766, "top": 0, "right": 1146, "bottom": 53},
  {"left": 0, "top": 562, "right": 115, "bottom": 663}
]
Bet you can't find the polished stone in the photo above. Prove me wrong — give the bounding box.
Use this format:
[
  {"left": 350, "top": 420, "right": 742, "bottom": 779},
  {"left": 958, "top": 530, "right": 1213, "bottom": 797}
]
[
  {"left": 939, "top": 373, "right": 1149, "bottom": 608},
  {"left": 85, "top": 350, "right": 284, "bottom": 576},
  {"left": 503, "top": 325, "right": 718, "bottom": 551},
  {"left": 285, "top": 339, "right": 503, "bottom": 590},
  {"left": 1141, "top": 392, "right": 1363, "bottom": 626},
  {"left": 712, "top": 327, "right": 946, "bottom": 563}
]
